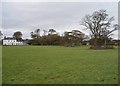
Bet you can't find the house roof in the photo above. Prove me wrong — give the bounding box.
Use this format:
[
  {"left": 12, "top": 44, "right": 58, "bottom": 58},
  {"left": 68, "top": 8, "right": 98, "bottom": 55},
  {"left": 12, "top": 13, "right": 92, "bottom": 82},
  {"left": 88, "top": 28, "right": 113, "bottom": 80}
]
[{"left": 3, "top": 37, "right": 16, "bottom": 40}]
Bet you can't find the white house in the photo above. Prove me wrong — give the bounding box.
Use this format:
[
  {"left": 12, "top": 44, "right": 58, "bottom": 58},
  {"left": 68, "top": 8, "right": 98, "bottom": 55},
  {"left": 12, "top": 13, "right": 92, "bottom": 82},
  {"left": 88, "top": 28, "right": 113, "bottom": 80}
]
[{"left": 2, "top": 37, "right": 24, "bottom": 46}]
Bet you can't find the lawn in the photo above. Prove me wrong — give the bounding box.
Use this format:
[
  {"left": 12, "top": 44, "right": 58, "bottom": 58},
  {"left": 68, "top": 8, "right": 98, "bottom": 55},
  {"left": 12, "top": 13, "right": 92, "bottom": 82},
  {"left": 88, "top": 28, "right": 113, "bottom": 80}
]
[{"left": 2, "top": 46, "right": 118, "bottom": 84}]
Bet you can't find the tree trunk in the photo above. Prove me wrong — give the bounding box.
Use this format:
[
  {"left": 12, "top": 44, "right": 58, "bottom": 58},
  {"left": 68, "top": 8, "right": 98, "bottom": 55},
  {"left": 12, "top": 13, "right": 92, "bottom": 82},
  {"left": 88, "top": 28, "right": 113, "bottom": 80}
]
[
  {"left": 94, "top": 35, "right": 98, "bottom": 48},
  {"left": 104, "top": 38, "right": 107, "bottom": 48},
  {"left": 104, "top": 36, "right": 109, "bottom": 48}
]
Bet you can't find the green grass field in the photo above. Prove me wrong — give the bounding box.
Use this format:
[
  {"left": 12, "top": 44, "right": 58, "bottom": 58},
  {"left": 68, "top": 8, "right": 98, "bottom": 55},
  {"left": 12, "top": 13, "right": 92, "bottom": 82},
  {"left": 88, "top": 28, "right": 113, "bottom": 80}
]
[{"left": 2, "top": 46, "right": 118, "bottom": 84}]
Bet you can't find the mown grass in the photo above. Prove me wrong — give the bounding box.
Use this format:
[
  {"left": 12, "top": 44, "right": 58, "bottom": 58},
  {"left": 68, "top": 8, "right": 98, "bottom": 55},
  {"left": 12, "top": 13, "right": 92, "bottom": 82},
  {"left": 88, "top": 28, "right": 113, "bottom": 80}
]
[{"left": 2, "top": 46, "right": 118, "bottom": 84}]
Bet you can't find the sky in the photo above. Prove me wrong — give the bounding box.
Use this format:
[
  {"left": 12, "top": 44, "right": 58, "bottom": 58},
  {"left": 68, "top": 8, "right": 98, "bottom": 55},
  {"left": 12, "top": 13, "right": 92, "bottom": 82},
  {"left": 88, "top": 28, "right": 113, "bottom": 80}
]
[{"left": 0, "top": 1, "right": 118, "bottom": 39}]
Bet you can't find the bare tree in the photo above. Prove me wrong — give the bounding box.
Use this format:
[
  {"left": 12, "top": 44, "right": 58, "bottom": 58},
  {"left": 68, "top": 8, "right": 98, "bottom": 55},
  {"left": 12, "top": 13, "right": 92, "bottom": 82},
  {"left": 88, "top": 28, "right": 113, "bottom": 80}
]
[{"left": 81, "top": 9, "right": 119, "bottom": 49}]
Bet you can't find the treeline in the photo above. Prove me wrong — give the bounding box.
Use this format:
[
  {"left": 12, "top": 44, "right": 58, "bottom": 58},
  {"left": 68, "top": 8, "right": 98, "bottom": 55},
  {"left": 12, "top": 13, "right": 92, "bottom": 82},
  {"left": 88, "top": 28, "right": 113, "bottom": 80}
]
[
  {"left": 29, "top": 29, "right": 88, "bottom": 47},
  {"left": 1, "top": 9, "right": 119, "bottom": 49}
]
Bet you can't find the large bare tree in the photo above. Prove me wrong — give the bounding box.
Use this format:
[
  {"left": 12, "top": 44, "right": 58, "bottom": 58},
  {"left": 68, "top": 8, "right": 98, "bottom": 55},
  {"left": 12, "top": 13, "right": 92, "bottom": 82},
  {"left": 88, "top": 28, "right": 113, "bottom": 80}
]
[{"left": 81, "top": 9, "right": 118, "bottom": 49}]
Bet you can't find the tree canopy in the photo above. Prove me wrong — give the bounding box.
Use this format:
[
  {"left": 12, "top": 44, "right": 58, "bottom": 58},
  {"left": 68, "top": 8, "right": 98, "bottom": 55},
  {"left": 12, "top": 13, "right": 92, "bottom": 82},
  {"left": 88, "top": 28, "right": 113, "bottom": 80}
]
[
  {"left": 81, "top": 9, "right": 119, "bottom": 49},
  {"left": 31, "top": 29, "right": 41, "bottom": 39},
  {"left": 13, "top": 31, "right": 22, "bottom": 41},
  {"left": 0, "top": 31, "right": 3, "bottom": 40}
]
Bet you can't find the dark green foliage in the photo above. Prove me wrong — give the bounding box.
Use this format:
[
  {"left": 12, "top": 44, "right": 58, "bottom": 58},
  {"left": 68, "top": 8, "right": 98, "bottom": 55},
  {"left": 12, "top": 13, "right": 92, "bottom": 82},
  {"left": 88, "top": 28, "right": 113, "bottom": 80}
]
[
  {"left": 13, "top": 31, "right": 22, "bottom": 41},
  {"left": 30, "top": 34, "right": 61, "bottom": 45},
  {"left": 31, "top": 29, "right": 40, "bottom": 39},
  {"left": 90, "top": 37, "right": 114, "bottom": 49},
  {"left": 30, "top": 29, "right": 85, "bottom": 46},
  {"left": 40, "top": 34, "right": 61, "bottom": 45}
]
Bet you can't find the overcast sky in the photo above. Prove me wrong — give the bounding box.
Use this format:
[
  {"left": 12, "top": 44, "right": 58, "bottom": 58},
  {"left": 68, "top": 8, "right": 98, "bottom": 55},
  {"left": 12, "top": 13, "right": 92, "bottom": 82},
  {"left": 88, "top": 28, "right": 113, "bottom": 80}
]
[{"left": 1, "top": 2, "right": 118, "bottom": 39}]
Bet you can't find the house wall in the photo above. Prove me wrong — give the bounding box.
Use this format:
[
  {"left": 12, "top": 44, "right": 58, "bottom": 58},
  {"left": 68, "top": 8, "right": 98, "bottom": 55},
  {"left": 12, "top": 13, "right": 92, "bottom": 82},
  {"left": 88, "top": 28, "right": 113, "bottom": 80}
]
[{"left": 3, "top": 40, "right": 24, "bottom": 45}]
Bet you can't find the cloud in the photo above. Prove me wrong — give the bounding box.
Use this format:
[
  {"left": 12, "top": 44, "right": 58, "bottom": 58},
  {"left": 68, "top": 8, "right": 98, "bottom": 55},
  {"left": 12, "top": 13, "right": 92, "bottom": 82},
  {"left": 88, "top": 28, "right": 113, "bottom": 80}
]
[
  {"left": 2, "top": 2, "right": 118, "bottom": 39},
  {"left": 2, "top": 0, "right": 119, "bottom": 2}
]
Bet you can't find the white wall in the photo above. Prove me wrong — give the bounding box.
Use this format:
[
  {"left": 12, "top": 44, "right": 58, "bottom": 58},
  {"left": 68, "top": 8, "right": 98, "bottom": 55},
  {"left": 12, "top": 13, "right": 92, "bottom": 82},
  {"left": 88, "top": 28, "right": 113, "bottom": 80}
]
[{"left": 3, "top": 40, "right": 24, "bottom": 45}]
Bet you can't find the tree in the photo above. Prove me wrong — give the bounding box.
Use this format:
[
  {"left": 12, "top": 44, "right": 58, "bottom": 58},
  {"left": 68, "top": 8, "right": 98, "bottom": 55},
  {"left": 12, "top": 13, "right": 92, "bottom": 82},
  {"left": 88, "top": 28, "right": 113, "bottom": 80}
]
[
  {"left": 30, "top": 29, "right": 41, "bottom": 45},
  {"left": 62, "top": 31, "right": 74, "bottom": 47},
  {"left": 36, "top": 33, "right": 61, "bottom": 45},
  {"left": 48, "top": 29, "right": 56, "bottom": 35},
  {"left": 30, "top": 28, "right": 62, "bottom": 45},
  {"left": 0, "top": 31, "right": 3, "bottom": 45},
  {"left": 0, "top": 31, "right": 3, "bottom": 40},
  {"left": 81, "top": 9, "right": 119, "bottom": 49},
  {"left": 13, "top": 31, "right": 22, "bottom": 41},
  {"left": 35, "top": 29, "right": 40, "bottom": 37},
  {"left": 62, "top": 30, "right": 85, "bottom": 47},
  {"left": 72, "top": 30, "right": 85, "bottom": 43},
  {"left": 31, "top": 29, "right": 40, "bottom": 38},
  {"left": 43, "top": 29, "right": 47, "bottom": 36}
]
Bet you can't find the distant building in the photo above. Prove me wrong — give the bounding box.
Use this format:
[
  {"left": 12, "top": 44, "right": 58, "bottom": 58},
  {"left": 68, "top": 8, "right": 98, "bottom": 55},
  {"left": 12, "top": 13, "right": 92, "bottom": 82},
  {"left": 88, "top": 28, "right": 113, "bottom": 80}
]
[{"left": 2, "top": 37, "right": 24, "bottom": 46}]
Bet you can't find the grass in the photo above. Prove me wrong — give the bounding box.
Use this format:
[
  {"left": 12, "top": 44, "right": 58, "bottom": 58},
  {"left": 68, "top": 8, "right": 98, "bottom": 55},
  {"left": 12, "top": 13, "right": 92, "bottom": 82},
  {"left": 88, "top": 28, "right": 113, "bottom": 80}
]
[{"left": 2, "top": 46, "right": 118, "bottom": 84}]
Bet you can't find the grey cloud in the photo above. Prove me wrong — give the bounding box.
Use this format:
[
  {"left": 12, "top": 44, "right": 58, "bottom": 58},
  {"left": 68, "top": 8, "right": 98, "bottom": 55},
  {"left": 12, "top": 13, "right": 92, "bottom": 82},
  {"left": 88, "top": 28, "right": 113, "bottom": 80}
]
[{"left": 2, "top": 2, "right": 118, "bottom": 38}]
